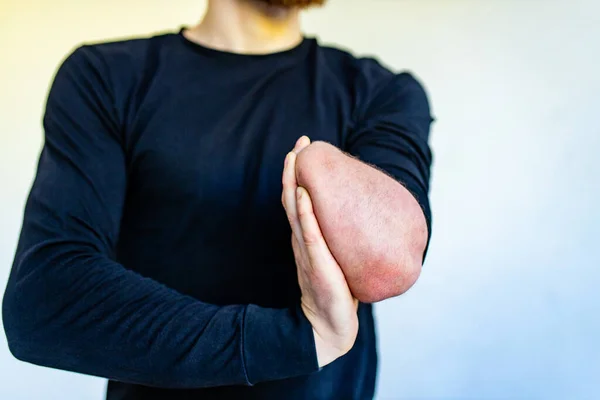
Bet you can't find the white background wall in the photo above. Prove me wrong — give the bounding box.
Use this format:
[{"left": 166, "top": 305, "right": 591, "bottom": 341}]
[{"left": 1, "top": 0, "right": 599, "bottom": 399}]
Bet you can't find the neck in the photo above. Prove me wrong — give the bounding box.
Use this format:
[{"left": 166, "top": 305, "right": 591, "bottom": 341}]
[{"left": 185, "top": 0, "right": 303, "bottom": 55}]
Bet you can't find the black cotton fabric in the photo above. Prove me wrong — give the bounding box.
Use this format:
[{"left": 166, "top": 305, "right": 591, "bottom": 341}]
[{"left": 2, "top": 28, "right": 433, "bottom": 400}]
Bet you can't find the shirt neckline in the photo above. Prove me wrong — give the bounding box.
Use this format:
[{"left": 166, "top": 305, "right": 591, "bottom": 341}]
[{"left": 176, "top": 27, "right": 314, "bottom": 63}]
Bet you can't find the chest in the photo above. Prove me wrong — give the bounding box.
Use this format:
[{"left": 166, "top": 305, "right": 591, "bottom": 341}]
[{"left": 125, "top": 70, "right": 353, "bottom": 212}]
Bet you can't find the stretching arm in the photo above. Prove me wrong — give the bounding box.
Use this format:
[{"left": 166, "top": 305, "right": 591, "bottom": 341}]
[
  {"left": 295, "top": 72, "right": 433, "bottom": 302},
  {"left": 2, "top": 46, "right": 318, "bottom": 388}
]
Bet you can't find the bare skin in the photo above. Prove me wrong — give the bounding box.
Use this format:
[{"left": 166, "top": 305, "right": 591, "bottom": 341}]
[
  {"left": 184, "top": 0, "right": 304, "bottom": 55},
  {"left": 282, "top": 137, "right": 359, "bottom": 367},
  {"left": 295, "top": 141, "right": 428, "bottom": 303}
]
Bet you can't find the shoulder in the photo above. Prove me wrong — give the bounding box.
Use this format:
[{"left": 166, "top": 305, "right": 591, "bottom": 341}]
[
  {"left": 55, "top": 31, "right": 178, "bottom": 96},
  {"left": 314, "top": 41, "right": 431, "bottom": 118},
  {"left": 51, "top": 31, "right": 180, "bottom": 126},
  {"left": 69, "top": 31, "right": 176, "bottom": 67},
  {"left": 61, "top": 31, "right": 176, "bottom": 77}
]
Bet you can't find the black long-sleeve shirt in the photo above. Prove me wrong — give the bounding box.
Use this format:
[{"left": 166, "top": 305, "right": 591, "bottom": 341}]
[{"left": 2, "top": 28, "right": 433, "bottom": 400}]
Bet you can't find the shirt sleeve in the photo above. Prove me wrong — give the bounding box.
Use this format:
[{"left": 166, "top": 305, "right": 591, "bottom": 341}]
[
  {"left": 345, "top": 71, "right": 434, "bottom": 258},
  {"left": 1, "top": 46, "right": 318, "bottom": 388}
]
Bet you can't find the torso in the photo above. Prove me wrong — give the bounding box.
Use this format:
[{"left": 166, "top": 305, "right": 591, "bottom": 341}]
[{"left": 100, "top": 30, "right": 384, "bottom": 399}]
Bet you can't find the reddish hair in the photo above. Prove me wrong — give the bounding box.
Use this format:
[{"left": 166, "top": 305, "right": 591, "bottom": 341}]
[{"left": 258, "top": 0, "right": 326, "bottom": 7}]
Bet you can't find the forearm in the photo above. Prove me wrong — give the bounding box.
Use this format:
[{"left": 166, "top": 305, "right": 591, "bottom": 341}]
[
  {"left": 295, "top": 141, "right": 427, "bottom": 302},
  {"left": 5, "top": 46, "right": 321, "bottom": 387},
  {"left": 3, "top": 224, "right": 317, "bottom": 388}
]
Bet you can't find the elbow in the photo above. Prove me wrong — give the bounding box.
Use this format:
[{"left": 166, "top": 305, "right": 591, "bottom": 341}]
[
  {"left": 4, "top": 332, "right": 31, "bottom": 364},
  {"left": 2, "top": 258, "right": 58, "bottom": 364},
  {"left": 360, "top": 198, "right": 428, "bottom": 302},
  {"left": 394, "top": 259, "right": 423, "bottom": 295},
  {"left": 4, "top": 311, "right": 56, "bottom": 367},
  {"left": 354, "top": 257, "right": 422, "bottom": 303},
  {"left": 3, "top": 289, "right": 35, "bottom": 363},
  {"left": 3, "top": 294, "right": 60, "bottom": 367},
  {"left": 352, "top": 214, "right": 427, "bottom": 303}
]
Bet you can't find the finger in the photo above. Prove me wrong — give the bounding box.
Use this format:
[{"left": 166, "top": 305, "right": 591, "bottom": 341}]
[
  {"left": 282, "top": 152, "right": 297, "bottom": 211},
  {"left": 295, "top": 189, "right": 356, "bottom": 301},
  {"left": 281, "top": 152, "right": 290, "bottom": 208},
  {"left": 293, "top": 136, "right": 311, "bottom": 153},
  {"left": 282, "top": 152, "right": 303, "bottom": 243},
  {"left": 292, "top": 233, "right": 309, "bottom": 266},
  {"left": 281, "top": 152, "right": 292, "bottom": 209},
  {"left": 296, "top": 186, "right": 333, "bottom": 265}
]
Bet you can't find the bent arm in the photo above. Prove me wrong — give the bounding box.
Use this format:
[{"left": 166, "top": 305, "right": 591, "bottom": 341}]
[
  {"left": 296, "top": 142, "right": 427, "bottom": 302},
  {"left": 295, "top": 73, "right": 433, "bottom": 303},
  {"left": 1, "top": 46, "right": 318, "bottom": 388}
]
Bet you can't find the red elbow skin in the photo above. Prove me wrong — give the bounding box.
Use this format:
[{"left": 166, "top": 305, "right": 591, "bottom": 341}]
[{"left": 295, "top": 141, "right": 426, "bottom": 303}]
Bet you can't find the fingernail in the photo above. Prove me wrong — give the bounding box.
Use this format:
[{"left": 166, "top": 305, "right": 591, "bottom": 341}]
[
  {"left": 296, "top": 187, "right": 303, "bottom": 199},
  {"left": 284, "top": 153, "right": 290, "bottom": 167}
]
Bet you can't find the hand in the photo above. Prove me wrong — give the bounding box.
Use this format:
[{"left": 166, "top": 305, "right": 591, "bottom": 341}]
[{"left": 281, "top": 136, "right": 359, "bottom": 368}]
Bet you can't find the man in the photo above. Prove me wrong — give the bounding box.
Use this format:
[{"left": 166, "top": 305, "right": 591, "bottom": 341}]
[{"left": 2, "top": 0, "right": 433, "bottom": 398}]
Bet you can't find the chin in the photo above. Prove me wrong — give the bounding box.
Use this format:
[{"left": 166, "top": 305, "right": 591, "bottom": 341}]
[{"left": 254, "top": 0, "right": 326, "bottom": 8}]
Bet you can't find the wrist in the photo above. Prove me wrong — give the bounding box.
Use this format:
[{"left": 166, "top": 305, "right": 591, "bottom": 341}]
[
  {"left": 313, "top": 327, "right": 339, "bottom": 368},
  {"left": 311, "top": 324, "right": 356, "bottom": 368}
]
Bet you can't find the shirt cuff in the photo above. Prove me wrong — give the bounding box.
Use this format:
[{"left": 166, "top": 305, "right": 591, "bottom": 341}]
[{"left": 241, "top": 302, "right": 319, "bottom": 385}]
